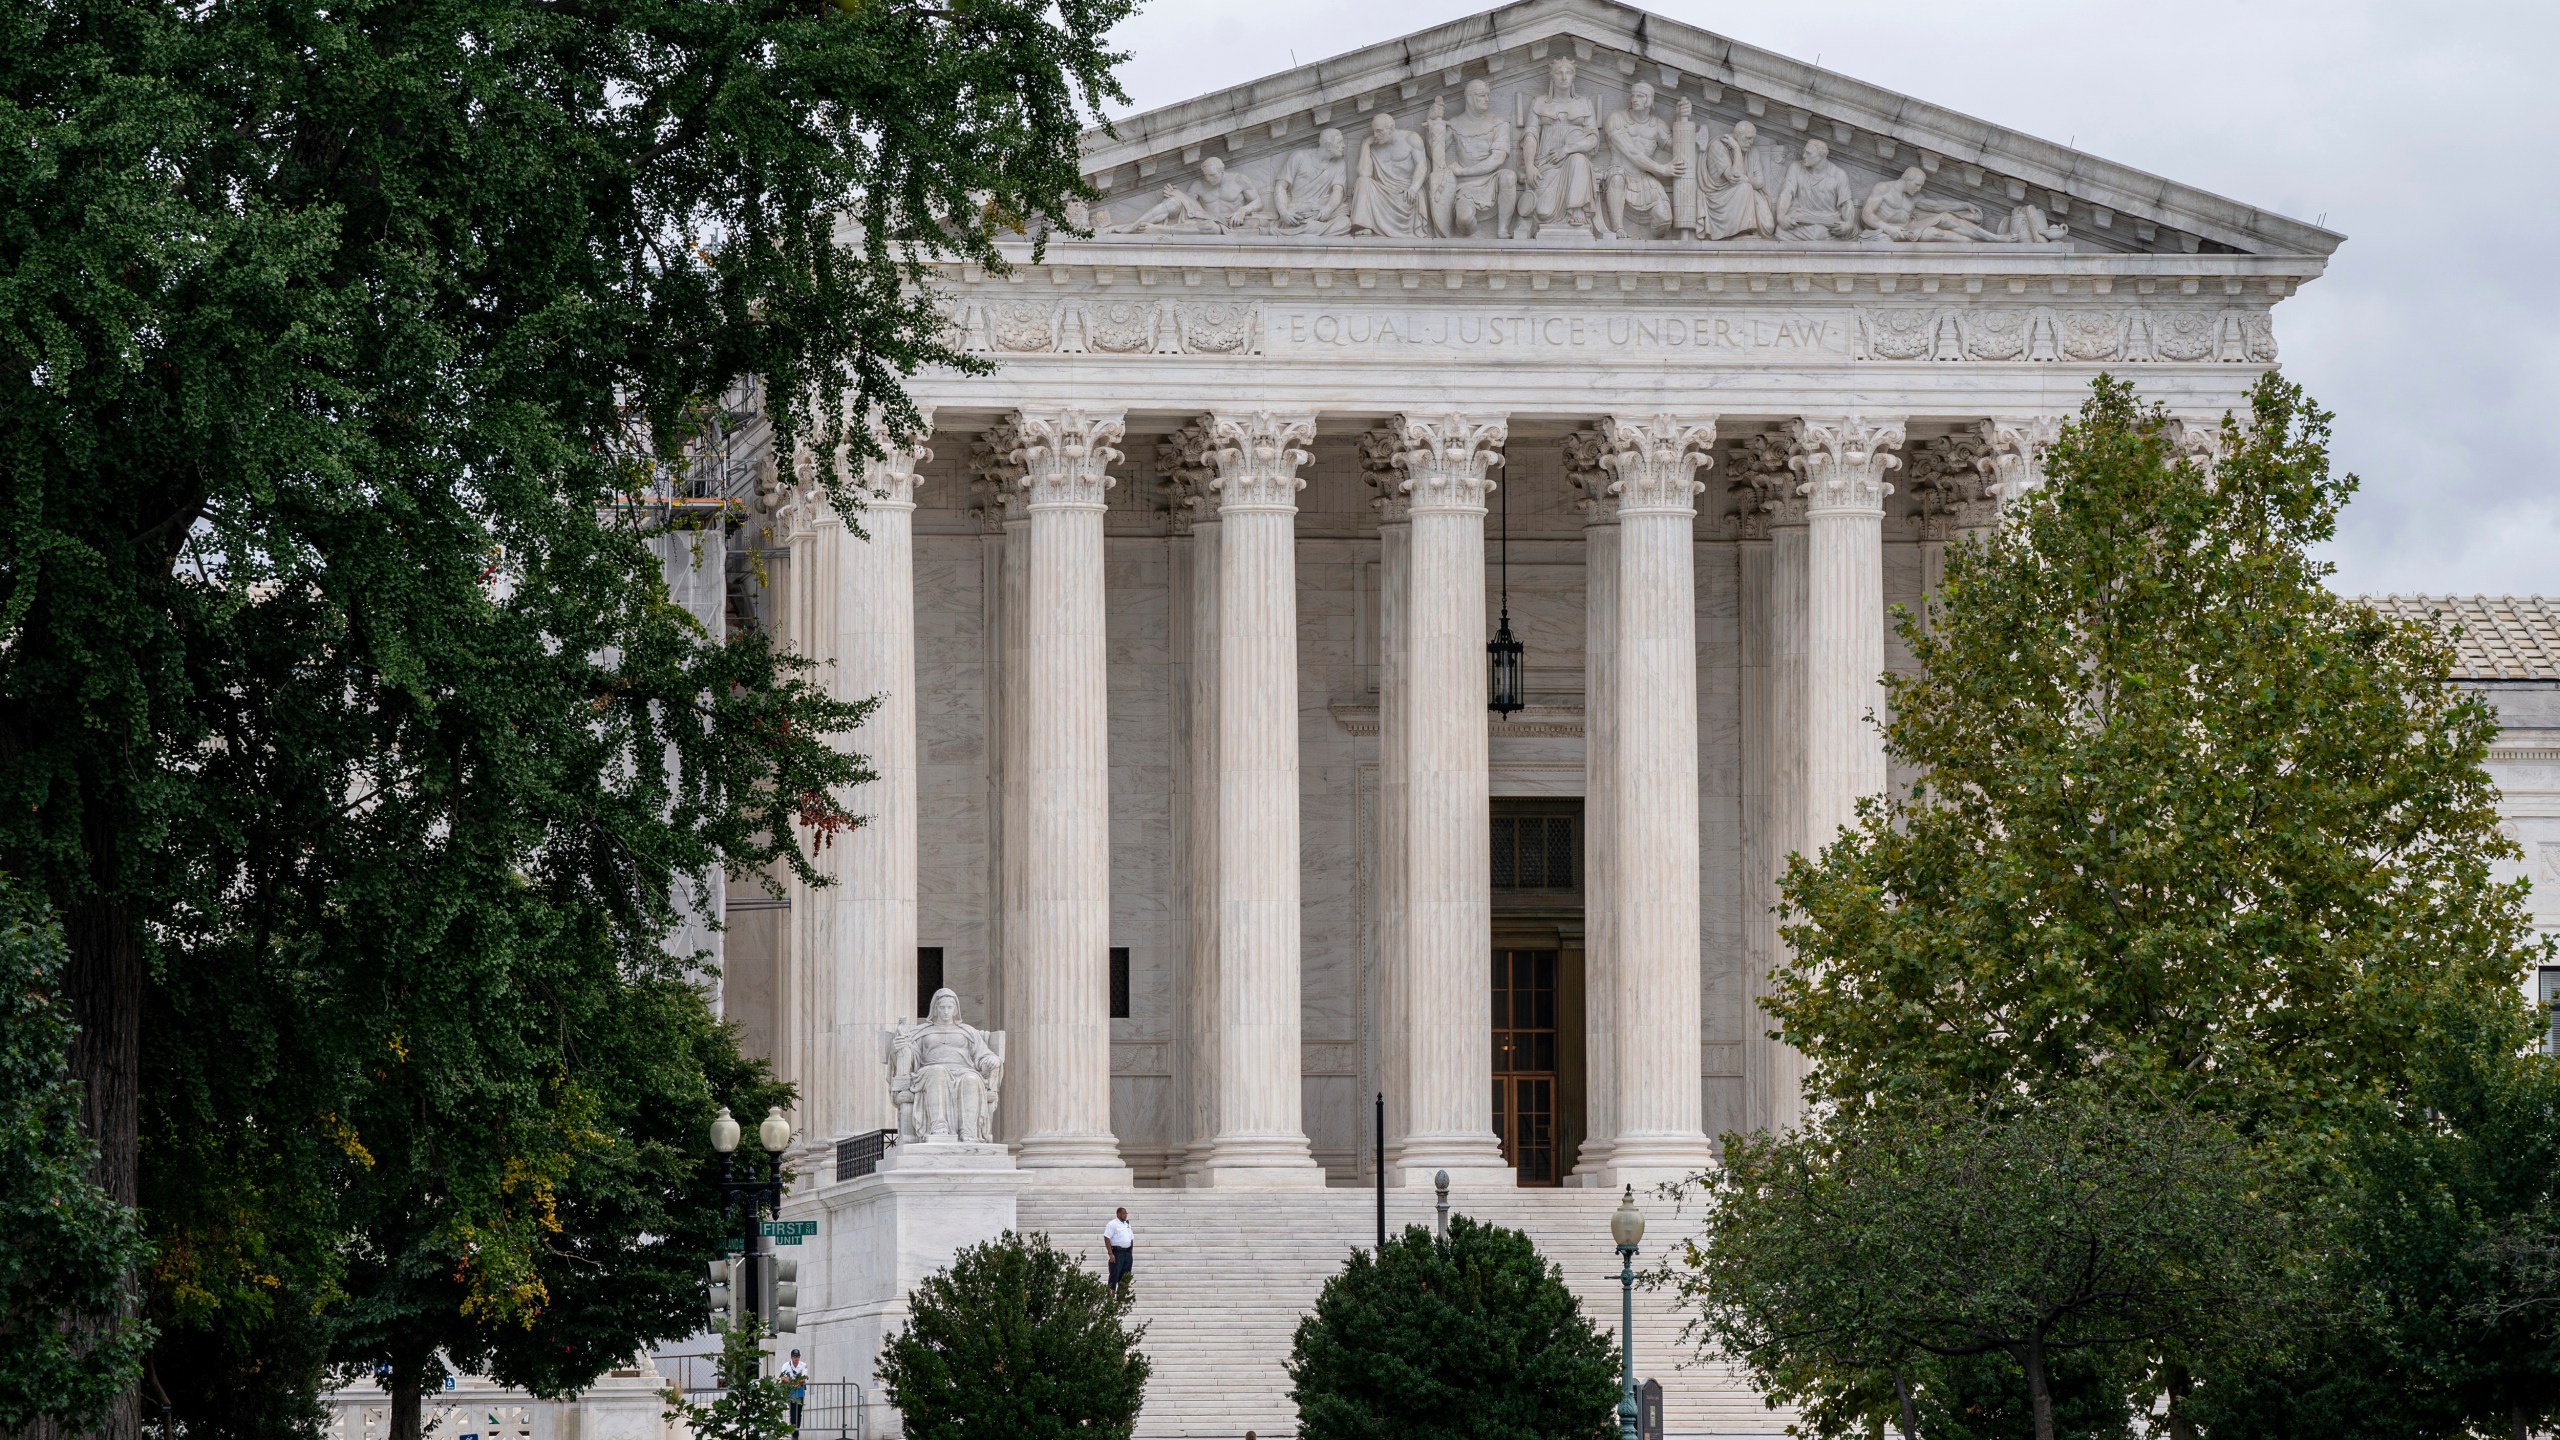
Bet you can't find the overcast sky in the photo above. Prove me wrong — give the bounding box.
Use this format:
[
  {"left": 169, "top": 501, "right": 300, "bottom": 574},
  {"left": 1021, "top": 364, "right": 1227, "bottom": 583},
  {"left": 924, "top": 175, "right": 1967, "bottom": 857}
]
[{"left": 1098, "top": 0, "right": 2558, "bottom": 599}]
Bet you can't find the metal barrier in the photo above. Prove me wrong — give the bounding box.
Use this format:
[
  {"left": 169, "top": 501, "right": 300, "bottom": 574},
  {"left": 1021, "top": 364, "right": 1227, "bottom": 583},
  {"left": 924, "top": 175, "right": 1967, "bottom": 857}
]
[
  {"left": 835, "top": 1127, "right": 897, "bottom": 1181},
  {"left": 797, "top": 1380, "right": 874, "bottom": 1439}
]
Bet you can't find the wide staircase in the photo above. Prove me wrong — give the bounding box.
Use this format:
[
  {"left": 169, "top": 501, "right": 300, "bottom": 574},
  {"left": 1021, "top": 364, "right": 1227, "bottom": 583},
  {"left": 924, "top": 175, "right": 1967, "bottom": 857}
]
[{"left": 1014, "top": 1184, "right": 1789, "bottom": 1440}]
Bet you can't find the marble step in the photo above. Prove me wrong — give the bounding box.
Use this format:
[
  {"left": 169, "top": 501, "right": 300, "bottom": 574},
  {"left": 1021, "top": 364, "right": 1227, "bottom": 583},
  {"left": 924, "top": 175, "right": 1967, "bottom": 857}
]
[{"left": 1009, "top": 1187, "right": 1787, "bottom": 1440}]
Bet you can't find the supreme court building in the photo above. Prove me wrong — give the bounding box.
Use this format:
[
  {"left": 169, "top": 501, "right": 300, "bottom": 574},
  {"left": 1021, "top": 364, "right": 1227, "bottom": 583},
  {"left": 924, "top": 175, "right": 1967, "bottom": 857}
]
[{"left": 678, "top": 2, "right": 2560, "bottom": 1433}]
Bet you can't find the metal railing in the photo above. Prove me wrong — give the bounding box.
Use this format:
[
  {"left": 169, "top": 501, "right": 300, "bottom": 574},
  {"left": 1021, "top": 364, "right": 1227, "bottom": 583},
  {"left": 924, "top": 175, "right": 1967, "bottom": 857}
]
[
  {"left": 655, "top": 1363, "right": 873, "bottom": 1439},
  {"left": 835, "top": 1126, "right": 898, "bottom": 1181}
]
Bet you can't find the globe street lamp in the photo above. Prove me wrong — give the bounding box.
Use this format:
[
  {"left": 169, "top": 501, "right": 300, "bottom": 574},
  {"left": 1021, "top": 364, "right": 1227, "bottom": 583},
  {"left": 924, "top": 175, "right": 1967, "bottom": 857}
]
[
  {"left": 709, "top": 1105, "right": 794, "bottom": 1327},
  {"left": 1611, "top": 1185, "right": 1646, "bottom": 1440}
]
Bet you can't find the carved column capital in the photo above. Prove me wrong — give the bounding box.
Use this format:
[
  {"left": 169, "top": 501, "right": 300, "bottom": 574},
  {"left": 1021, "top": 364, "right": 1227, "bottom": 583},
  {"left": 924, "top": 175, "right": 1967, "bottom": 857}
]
[
  {"left": 1206, "top": 410, "right": 1316, "bottom": 514},
  {"left": 2167, "top": 415, "right": 2227, "bottom": 471},
  {"left": 1157, "top": 421, "right": 1216, "bottom": 535},
  {"left": 857, "top": 407, "right": 935, "bottom": 510},
  {"left": 1393, "top": 413, "right": 1507, "bottom": 514},
  {"left": 777, "top": 438, "right": 833, "bottom": 542},
  {"left": 1977, "top": 416, "right": 2062, "bottom": 520},
  {"left": 1359, "top": 426, "right": 1410, "bottom": 525},
  {"left": 1904, "top": 430, "right": 1995, "bottom": 539},
  {"left": 1789, "top": 418, "right": 1904, "bottom": 517},
  {"left": 1011, "top": 408, "right": 1125, "bottom": 511},
  {"left": 969, "top": 422, "right": 1026, "bottom": 531},
  {"left": 1723, "top": 433, "right": 1800, "bottom": 538},
  {"left": 1601, "top": 415, "right": 1716, "bottom": 517},
  {"left": 1563, "top": 428, "right": 1617, "bottom": 527}
]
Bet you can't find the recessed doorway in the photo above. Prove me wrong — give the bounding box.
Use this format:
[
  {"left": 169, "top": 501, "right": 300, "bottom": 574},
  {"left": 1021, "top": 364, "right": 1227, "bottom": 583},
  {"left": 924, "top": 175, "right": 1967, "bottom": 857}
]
[{"left": 1489, "top": 797, "right": 1586, "bottom": 1186}]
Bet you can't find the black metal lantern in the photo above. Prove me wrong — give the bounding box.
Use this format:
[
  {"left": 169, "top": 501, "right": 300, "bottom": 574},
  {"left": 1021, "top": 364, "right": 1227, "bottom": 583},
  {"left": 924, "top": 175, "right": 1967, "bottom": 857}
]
[{"left": 1488, "top": 469, "right": 1526, "bottom": 717}]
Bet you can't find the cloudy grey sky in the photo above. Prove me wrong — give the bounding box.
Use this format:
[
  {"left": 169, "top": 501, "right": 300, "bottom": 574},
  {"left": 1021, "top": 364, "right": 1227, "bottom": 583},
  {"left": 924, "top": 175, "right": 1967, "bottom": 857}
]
[{"left": 1098, "top": 0, "right": 2558, "bottom": 599}]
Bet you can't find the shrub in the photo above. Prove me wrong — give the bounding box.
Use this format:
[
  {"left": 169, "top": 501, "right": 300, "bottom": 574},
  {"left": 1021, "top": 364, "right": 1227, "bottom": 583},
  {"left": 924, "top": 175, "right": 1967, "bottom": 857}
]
[
  {"left": 876, "top": 1230, "right": 1149, "bottom": 1440},
  {"left": 1288, "top": 1214, "right": 1620, "bottom": 1440}
]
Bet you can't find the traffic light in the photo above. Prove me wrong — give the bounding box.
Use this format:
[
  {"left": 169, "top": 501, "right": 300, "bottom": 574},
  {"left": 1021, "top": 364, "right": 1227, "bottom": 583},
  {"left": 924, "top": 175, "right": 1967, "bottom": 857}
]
[
  {"left": 706, "top": 1258, "right": 742, "bottom": 1330},
  {"left": 769, "top": 1257, "right": 799, "bottom": 1334}
]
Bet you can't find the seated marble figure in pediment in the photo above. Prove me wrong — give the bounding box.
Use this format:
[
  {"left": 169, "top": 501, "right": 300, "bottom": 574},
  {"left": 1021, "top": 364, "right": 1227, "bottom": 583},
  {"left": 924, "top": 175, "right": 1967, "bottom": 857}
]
[{"left": 1063, "top": 0, "right": 2325, "bottom": 259}]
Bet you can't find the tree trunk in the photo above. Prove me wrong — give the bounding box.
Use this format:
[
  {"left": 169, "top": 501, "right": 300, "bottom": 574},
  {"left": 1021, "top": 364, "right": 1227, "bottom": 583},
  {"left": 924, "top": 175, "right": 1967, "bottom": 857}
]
[
  {"left": 2020, "top": 1337, "right": 2055, "bottom": 1440},
  {"left": 1893, "top": 1361, "right": 1920, "bottom": 1440},
  {"left": 2512, "top": 1398, "right": 2528, "bottom": 1440},
  {"left": 66, "top": 895, "right": 144, "bottom": 1440},
  {"left": 2165, "top": 1364, "right": 2195, "bottom": 1440},
  {"left": 389, "top": 1361, "right": 426, "bottom": 1440}
]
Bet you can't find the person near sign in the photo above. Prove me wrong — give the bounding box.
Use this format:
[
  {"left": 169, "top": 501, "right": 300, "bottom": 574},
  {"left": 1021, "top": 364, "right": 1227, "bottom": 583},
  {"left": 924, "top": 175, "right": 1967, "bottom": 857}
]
[{"left": 780, "top": 1349, "right": 809, "bottom": 1429}]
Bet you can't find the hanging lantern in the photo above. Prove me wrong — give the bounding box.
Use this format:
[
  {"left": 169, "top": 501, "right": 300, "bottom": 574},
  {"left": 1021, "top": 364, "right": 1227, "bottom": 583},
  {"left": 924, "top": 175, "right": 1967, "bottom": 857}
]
[
  {"left": 1487, "top": 611, "right": 1526, "bottom": 716},
  {"left": 1488, "top": 465, "right": 1526, "bottom": 717}
]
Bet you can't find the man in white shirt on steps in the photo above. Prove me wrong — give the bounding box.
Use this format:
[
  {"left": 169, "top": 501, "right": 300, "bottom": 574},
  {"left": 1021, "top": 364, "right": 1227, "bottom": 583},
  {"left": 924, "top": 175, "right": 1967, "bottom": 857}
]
[{"left": 1103, "top": 1207, "right": 1135, "bottom": 1295}]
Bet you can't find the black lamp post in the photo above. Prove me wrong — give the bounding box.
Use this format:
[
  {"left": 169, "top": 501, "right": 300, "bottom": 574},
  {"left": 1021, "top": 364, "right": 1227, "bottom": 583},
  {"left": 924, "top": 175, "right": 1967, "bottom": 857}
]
[
  {"left": 710, "top": 1105, "right": 793, "bottom": 1327},
  {"left": 1488, "top": 466, "right": 1525, "bottom": 716}
]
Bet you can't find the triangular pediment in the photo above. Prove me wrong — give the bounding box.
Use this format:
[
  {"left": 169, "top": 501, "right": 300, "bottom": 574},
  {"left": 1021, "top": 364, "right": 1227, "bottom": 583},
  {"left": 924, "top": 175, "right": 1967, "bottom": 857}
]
[{"left": 1075, "top": 0, "right": 2337, "bottom": 259}]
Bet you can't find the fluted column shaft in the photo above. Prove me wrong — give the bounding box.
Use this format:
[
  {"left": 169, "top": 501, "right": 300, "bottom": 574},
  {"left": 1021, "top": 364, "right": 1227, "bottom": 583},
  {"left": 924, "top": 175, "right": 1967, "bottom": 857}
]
[
  {"left": 1010, "top": 409, "right": 1131, "bottom": 1180},
  {"left": 1598, "top": 417, "right": 1717, "bottom": 1183},
  {"left": 1371, "top": 471, "right": 1413, "bottom": 1171},
  {"left": 1178, "top": 506, "right": 1222, "bottom": 1181},
  {"left": 997, "top": 505, "right": 1029, "bottom": 1054},
  {"left": 1393, "top": 413, "right": 1511, "bottom": 1181},
  {"left": 1795, "top": 421, "right": 1903, "bottom": 1066},
  {"left": 1765, "top": 497, "right": 1810, "bottom": 1132},
  {"left": 1572, "top": 491, "right": 1618, "bottom": 1183},
  {"left": 1199, "top": 412, "right": 1323, "bottom": 1185},
  {"left": 820, "top": 420, "right": 931, "bottom": 1140}
]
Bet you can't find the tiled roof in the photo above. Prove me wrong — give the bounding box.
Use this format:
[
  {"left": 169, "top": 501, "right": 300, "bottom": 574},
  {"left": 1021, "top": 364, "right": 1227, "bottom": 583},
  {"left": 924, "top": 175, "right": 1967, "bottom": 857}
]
[{"left": 2362, "top": 595, "right": 2560, "bottom": 681}]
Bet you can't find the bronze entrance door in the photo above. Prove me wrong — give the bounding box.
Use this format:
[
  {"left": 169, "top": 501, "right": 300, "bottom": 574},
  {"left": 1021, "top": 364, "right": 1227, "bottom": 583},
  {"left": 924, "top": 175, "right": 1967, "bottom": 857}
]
[{"left": 1490, "top": 947, "right": 1561, "bottom": 1185}]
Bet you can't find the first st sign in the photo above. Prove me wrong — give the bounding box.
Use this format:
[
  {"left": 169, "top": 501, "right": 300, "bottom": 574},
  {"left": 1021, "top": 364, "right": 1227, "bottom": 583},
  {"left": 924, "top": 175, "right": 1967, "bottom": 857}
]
[{"left": 760, "top": 1219, "right": 819, "bottom": 1244}]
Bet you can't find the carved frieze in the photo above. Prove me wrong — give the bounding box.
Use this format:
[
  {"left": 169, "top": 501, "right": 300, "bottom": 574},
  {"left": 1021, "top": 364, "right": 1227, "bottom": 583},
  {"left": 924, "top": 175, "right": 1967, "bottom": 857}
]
[{"left": 956, "top": 294, "right": 2275, "bottom": 365}]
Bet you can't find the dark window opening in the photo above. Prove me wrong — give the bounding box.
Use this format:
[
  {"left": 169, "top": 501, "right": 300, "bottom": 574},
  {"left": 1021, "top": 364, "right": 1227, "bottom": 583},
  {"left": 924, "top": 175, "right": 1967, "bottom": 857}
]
[
  {"left": 1490, "top": 810, "right": 1579, "bottom": 891},
  {"left": 916, "top": 946, "right": 944, "bottom": 1018},
  {"left": 1110, "top": 947, "right": 1132, "bottom": 1020}
]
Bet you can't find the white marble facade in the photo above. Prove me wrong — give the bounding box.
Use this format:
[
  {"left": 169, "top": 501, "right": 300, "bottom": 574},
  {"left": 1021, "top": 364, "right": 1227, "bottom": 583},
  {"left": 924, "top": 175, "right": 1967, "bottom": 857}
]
[{"left": 737, "top": 0, "right": 2347, "bottom": 1191}]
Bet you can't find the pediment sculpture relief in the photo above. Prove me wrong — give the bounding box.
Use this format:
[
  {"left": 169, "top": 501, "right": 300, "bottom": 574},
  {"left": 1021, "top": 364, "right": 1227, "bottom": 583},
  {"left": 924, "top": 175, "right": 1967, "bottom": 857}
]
[{"left": 1085, "top": 55, "right": 2084, "bottom": 248}]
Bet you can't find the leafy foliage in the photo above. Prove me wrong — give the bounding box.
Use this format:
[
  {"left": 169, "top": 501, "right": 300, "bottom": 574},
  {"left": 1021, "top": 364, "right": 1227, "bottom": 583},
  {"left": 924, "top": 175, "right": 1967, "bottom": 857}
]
[
  {"left": 1768, "top": 373, "right": 2545, "bottom": 1152},
  {"left": 670, "top": 1319, "right": 796, "bottom": 1440},
  {"left": 0, "top": 877, "right": 151, "bottom": 1431},
  {"left": 1, "top": 0, "right": 1128, "bottom": 1428},
  {"left": 1288, "top": 1215, "right": 1621, "bottom": 1440},
  {"left": 876, "top": 1230, "right": 1150, "bottom": 1440},
  {"left": 1674, "top": 1091, "right": 2290, "bottom": 1440}
]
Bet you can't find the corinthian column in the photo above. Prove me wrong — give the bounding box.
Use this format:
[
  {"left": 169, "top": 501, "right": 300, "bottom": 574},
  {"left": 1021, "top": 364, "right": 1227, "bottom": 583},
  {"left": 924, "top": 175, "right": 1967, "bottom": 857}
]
[
  {"left": 1392, "top": 412, "right": 1510, "bottom": 1182},
  {"left": 1978, "top": 417, "right": 2062, "bottom": 533},
  {"left": 1160, "top": 423, "right": 1221, "bottom": 1183},
  {"left": 817, "top": 412, "right": 933, "bottom": 1142},
  {"left": 1597, "top": 415, "right": 1718, "bottom": 1183},
  {"left": 1791, "top": 417, "right": 1903, "bottom": 880},
  {"left": 1009, "top": 408, "right": 1132, "bottom": 1181},
  {"left": 1362, "top": 430, "right": 1413, "bottom": 1173},
  {"left": 1564, "top": 431, "right": 1617, "bottom": 1184},
  {"left": 1196, "top": 411, "right": 1324, "bottom": 1186}
]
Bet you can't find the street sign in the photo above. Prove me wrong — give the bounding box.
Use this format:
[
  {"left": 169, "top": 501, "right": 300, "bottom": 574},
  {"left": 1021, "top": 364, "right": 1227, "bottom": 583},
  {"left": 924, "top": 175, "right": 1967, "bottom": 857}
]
[
  {"left": 720, "top": 1236, "right": 746, "bottom": 1253},
  {"left": 760, "top": 1220, "right": 818, "bottom": 1240}
]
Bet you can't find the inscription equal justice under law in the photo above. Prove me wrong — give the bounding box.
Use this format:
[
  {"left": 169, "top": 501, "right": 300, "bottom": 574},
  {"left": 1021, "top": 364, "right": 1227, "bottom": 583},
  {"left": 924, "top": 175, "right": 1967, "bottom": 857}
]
[{"left": 1265, "top": 306, "right": 1849, "bottom": 357}]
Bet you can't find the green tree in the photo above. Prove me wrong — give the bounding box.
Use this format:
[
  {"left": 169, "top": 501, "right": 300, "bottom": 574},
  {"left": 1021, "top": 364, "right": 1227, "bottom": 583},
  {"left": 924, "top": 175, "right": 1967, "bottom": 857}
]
[
  {"left": 1673, "top": 1092, "right": 2290, "bottom": 1440},
  {"left": 2, "top": 0, "right": 1128, "bottom": 1431},
  {"left": 670, "top": 1319, "right": 796, "bottom": 1440},
  {"left": 1288, "top": 1214, "right": 1621, "bottom": 1440},
  {"left": 2194, "top": 1018, "right": 2560, "bottom": 1440},
  {"left": 1768, "top": 373, "right": 2545, "bottom": 1153},
  {"left": 876, "top": 1230, "right": 1150, "bottom": 1440},
  {"left": 0, "top": 876, "right": 151, "bottom": 1431}
]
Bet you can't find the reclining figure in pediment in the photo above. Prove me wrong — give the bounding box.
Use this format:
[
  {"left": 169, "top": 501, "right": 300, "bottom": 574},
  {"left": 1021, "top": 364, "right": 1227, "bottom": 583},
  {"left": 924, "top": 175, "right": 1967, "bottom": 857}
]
[
  {"left": 1859, "top": 167, "right": 2070, "bottom": 243},
  {"left": 1100, "top": 156, "right": 1267, "bottom": 235}
]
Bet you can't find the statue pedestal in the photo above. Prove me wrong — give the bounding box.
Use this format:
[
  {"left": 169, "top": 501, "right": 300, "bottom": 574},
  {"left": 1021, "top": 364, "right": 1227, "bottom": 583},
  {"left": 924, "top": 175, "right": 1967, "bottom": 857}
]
[{"left": 788, "top": 1141, "right": 1023, "bottom": 1435}]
